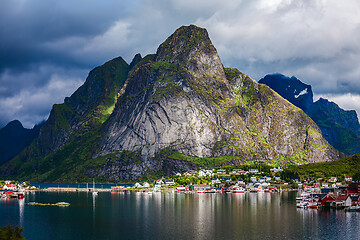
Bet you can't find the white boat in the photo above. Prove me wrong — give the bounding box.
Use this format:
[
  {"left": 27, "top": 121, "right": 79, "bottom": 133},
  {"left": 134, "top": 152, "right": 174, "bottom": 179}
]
[
  {"left": 346, "top": 205, "right": 360, "bottom": 212},
  {"left": 297, "top": 201, "right": 308, "bottom": 208},
  {"left": 308, "top": 202, "right": 319, "bottom": 209},
  {"left": 296, "top": 192, "right": 310, "bottom": 200},
  {"left": 232, "top": 187, "right": 245, "bottom": 193}
]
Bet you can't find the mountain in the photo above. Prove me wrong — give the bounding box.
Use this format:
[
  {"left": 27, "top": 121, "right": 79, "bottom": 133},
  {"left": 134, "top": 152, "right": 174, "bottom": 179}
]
[
  {"left": 258, "top": 74, "right": 313, "bottom": 114},
  {"left": 0, "top": 25, "right": 343, "bottom": 182},
  {"left": 0, "top": 120, "right": 42, "bottom": 165},
  {"left": 259, "top": 73, "right": 360, "bottom": 155}
]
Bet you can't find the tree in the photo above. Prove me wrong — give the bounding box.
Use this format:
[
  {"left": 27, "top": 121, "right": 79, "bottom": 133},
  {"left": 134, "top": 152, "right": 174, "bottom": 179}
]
[
  {"left": 0, "top": 225, "right": 26, "bottom": 240},
  {"left": 353, "top": 171, "right": 360, "bottom": 182}
]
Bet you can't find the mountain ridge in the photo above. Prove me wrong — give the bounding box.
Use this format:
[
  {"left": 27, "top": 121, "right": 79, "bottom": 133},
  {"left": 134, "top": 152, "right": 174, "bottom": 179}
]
[
  {"left": 259, "top": 73, "right": 360, "bottom": 155},
  {"left": 0, "top": 25, "right": 344, "bottom": 182},
  {"left": 0, "top": 120, "right": 42, "bottom": 166}
]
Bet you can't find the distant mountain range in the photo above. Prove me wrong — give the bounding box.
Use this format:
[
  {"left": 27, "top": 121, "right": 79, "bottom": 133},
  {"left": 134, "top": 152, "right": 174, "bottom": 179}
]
[
  {"left": 259, "top": 73, "right": 360, "bottom": 155},
  {"left": 0, "top": 25, "right": 343, "bottom": 182},
  {"left": 0, "top": 120, "right": 42, "bottom": 165}
]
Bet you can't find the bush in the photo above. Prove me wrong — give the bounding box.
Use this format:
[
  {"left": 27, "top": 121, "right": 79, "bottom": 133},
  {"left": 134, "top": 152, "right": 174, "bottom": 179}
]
[
  {"left": 353, "top": 171, "right": 360, "bottom": 182},
  {"left": 0, "top": 225, "right": 25, "bottom": 240}
]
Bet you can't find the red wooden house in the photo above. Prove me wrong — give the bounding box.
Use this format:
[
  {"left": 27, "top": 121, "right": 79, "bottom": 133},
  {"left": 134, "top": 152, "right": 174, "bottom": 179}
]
[{"left": 321, "top": 195, "right": 335, "bottom": 207}]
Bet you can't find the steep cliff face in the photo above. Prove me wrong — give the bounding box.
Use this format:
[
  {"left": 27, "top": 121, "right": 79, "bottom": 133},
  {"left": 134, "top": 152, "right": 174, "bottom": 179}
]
[
  {"left": 309, "top": 98, "right": 360, "bottom": 155},
  {"left": 0, "top": 25, "right": 343, "bottom": 182},
  {"left": 259, "top": 73, "right": 360, "bottom": 155},
  {"left": 36, "top": 56, "right": 130, "bottom": 156},
  {"left": 97, "top": 25, "right": 340, "bottom": 164}
]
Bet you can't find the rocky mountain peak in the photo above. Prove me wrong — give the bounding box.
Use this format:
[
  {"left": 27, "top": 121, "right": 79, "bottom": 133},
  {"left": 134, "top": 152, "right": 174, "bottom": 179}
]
[
  {"left": 155, "top": 25, "right": 225, "bottom": 81},
  {"left": 129, "top": 53, "right": 142, "bottom": 70},
  {"left": 4, "top": 120, "right": 24, "bottom": 129}
]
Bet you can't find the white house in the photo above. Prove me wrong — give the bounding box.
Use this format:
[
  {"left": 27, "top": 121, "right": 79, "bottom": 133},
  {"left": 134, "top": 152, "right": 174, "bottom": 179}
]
[
  {"left": 345, "top": 176, "right": 352, "bottom": 182},
  {"left": 259, "top": 177, "right": 266, "bottom": 183},
  {"left": 216, "top": 169, "right": 226, "bottom": 174},
  {"left": 198, "top": 169, "right": 212, "bottom": 177},
  {"left": 155, "top": 179, "right": 164, "bottom": 185},
  {"left": 270, "top": 167, "right": 283, "bottom": 173},
  {"left": 250, "top": 176, "right": 257, "bottom": 182},
  {"left": 248, "top": 169, "right": 259, "bottom": 174},
  {"left": 134, "top": 183, "right": 142, "bottom": 188},
  {"left": 329, "top": 177, "right": 337, "bottom": 183},
  {"left": 211, "top": 178, "right": 221, "bottom": 184},
  {"left": 237, "top": 180, "right": 245, "bottom": 186},
  {"left": 165, "top": 179, "right": 175, "bottom": 185},
  {"left": 143, "top": 182, "right": 150, "bottom": 188},
  {"left": 3, "top": 184, "right": 17, "bottom": 191}
]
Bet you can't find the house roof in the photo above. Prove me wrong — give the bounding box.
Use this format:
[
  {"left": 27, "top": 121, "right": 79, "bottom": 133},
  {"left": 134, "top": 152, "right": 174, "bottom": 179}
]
[
  {"left": 322, "top": 195, "right": 335, "bottom": 200},
  {"left": 336, "top": 196, "right": 349, "bottom": 201},
  {"left": 192, "top": 184, "right": 210, "bottom": 187},
  {"left": 350, "top": 196, "right": 360, "bottom": 201}
]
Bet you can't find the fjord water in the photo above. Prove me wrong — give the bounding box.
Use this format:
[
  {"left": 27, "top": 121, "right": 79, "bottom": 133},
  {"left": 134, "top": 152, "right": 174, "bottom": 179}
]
[{"left": 1, "top": 191, "right": 360, "bottom": 240}]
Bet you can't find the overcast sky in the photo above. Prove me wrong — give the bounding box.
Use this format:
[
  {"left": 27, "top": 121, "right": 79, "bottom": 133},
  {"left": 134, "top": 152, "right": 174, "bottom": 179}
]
[{"left": 1, "top": 0, "right": 360, "bottom": 128}]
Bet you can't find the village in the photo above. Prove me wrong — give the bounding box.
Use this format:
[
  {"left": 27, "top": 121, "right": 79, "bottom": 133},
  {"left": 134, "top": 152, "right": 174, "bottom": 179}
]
[
  {"left": 0, "top": 180, "right": 29, "bottom": 199},
  {"left": 1, "top": 166, "right": 360, "bottom": 212},
  {"left": 113, "top": 167, "right": 360, "bottom": 211}
]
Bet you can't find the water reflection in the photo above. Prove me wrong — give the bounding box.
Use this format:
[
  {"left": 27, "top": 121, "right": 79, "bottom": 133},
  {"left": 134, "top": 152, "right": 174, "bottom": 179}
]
[
  {"left": 2, "top": 191, "right": 360, "bottom": 240},
  {"left": 18, "top": 199, "right": 24, "bottom": 226}
]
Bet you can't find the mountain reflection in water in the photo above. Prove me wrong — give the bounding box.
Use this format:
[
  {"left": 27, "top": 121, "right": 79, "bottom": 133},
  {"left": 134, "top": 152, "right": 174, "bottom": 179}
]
[{"left": 1, "top": 191, "right": 360, "bottom": 240}]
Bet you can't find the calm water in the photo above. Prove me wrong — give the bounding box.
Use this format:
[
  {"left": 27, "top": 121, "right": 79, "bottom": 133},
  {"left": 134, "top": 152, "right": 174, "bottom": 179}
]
[{"left": 1, "top": 191, "right": 360, "bottom": 240}]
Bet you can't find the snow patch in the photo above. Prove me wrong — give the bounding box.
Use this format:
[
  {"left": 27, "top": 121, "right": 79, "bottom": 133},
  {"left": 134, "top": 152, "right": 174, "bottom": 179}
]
[{"left": 294, "top": 88, "right": 308, "bottom": 98}]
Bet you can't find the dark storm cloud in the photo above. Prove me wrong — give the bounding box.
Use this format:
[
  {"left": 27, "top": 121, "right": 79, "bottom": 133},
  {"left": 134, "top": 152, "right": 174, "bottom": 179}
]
[
  {"left": 1, "top": 0, "right": 360, "bottom": 128},
  {"left": 0, "top": 0, "right": 139, "bottom": 71},
  {"left": 0, "top": 0, "right": 140, "bottom": 128}
]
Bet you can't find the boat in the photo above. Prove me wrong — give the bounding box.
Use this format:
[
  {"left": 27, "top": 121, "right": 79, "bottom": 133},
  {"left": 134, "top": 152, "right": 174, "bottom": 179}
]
[
  {"left": 296, "top": 192, "right": 310, "bottom": 200},
  {"left": 307, "top": 201, "right": 319, "bottom": 209},
  {"left": 232, "top": 187, "right": 245, "bottom": 193},
  {"left": 346, "top": 205, "right": 360, "bottom": 212},
  {"left": 204, "top": 189, "right": 216, "bottom": 193},
  {"left": 297, "top": 201, "right": 308, "bottom": 208}
]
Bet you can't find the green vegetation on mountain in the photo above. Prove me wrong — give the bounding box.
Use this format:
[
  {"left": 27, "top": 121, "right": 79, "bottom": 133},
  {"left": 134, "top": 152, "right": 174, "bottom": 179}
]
[{"left": 282, "top": 153, "right": 360, "bottom": 181}]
